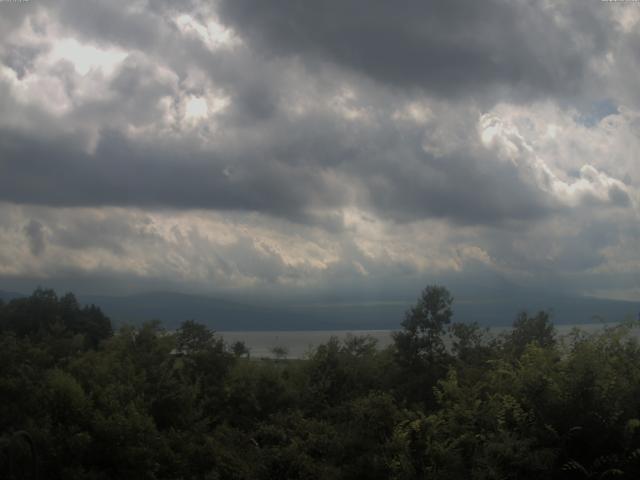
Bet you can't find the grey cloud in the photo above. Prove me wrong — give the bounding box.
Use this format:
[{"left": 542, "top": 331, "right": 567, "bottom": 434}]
[
  {"left": 217, "top": 237, "right": 292, "bottom": 283},
  {"left": 0, "top": 0, "right": 638, "bottom": 306},
  {"left": 216, "top": 0, "right": 610, "bottom": 102},
  {"left": 1, "top": 44, "right": 44, "bottom": 80},
  {"left": 0, "top": 1, "right": 592, "bottom": 228},
  {"left": 0, "top": 103, "right": 559, "bottom": 228},
  {"left": 0, "top": 25, "right": 630, "bottom": 230},
  {"left": 47, "top": 213, "right": 161, "bottom": 255},
  {"left": 1, "top": 200, "right": 637, "bottom": 305},
  {"left": 0, "top": 50, "right": 598, "bottom": 230},
  {"left": 23, "top": 219, "right": 46, "bottom": 256},
  {"left": 356, "top": 146, "right": 556, "bottom": 225},
  {"left": 228, "top": 71, "right": 281, "bottom": 122},
  {"left": 54, "top": 0, "right": 165, "bottom": 52},
  {"left": 478, "top": 213, "right": 626, "bottom": 277},
  {"left": 0, "top": 127, "right": 348, "bottom": 225},
  {"left": 608, "top": 183, "right": 631, "bottom": 208},
  {"left": 70, "top": 54, "right": 177, "bottom": 128},
  {"left": 0, "top": 2, "right": 38, "bottom": 43}
]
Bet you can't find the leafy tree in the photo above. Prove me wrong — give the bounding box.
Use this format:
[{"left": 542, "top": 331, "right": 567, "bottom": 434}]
[
  {"left": 393, "top": 285, "right": 454, "bottom": 406},
  {"left": 174, "top": 320, "right": 235, "bottom": 422},
  {"left": 232, "top": 340, "right": 250, "bottom": 358},
  {"left": 0, "top": 431, "right": 39, "bottom": 480},
  {"left": 449, "top": 321, "right": 494, "bottom": 365},
  {"left": 394, "top": 285, "right": 454, "bottom": 366},
  {"left": 175, "top": 319, "right": 217, "bottom": 354},
  {"left": 304, "top": 335, "right": 391, "bottom": 409},
  {"left": 0, "top": 288, "right": 112, "bottom": 349},
  {"left": 336, "top": 391, "right": 405, "bottom": 479},
  {"left": 270, "top": 345, "right": 289, "bottom": 361},
  {"left": 226, "top": 359, "right": 294, "bottom": 428},
  {"left": 2, "top": 285, "right": 640, "bottom": 479},
  {"left": 506, "top": 310, "right": 556, "bottom": 358}
]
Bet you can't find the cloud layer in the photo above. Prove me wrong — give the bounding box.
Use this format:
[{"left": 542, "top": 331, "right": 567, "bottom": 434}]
[{"left": 0, "top": 0, "right": 638, "bottom": 304}]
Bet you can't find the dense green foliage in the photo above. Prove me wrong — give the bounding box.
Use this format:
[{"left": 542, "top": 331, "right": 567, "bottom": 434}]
[{"left": 1, "top": 286, "right": 640, "bottom": 479}]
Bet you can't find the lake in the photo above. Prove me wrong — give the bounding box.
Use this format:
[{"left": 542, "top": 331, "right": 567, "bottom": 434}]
[
  {"left": 219, "top": 322, "right": 625, "bottom": 359},
  {"left": 219, "top": 330, "right": 395, "bottom": 358}
]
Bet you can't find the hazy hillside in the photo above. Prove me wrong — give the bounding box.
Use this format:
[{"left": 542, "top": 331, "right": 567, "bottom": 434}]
[
  {"left": 0, "top": 290, "right": 24, "bottom": 302},
  {"left": 71, "top": 291, "right": 640, "bottom": 331}
]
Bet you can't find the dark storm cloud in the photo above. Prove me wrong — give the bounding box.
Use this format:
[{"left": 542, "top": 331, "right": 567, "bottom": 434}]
[
  {"left": 360, "top": 149, "right": 555, "bottom": 225},
  {"left": 0, "top": 0, "right": 630, "bottom": 230},
  {"left": 216, "top": 0, "right": 609, "bottom": 101},
  {"left": 0, "top": 100, "right": 559, "bottom": 228},
  {"left": 0, "top": 127, "right": 347, "bottom": 225}
]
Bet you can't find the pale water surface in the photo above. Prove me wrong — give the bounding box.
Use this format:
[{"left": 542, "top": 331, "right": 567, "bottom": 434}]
[
  {"left": 219, "top": 330, "right": 394, "bottom": 358},
  {"left": 219, "top": 323, "right": 625, "bottom": 359}
]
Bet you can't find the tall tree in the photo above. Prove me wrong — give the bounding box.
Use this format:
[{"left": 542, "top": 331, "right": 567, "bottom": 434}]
[{"left": 393, "top": 285, "right": 454, "bottom": 407}]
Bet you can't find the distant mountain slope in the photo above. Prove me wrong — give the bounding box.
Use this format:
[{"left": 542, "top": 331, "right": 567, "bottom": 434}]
[
  {"left": 2, "top": 288, "right": 637, "bottom": 330},
  {"left": 453, "top": 294, "right": 639, "bottom": 327},
  {"left": 78, "top": 292, "right": 409, "bottom": 331},
  {"left": 0, "top": 290, "right": 25, "bottom": 302},
  {"left": 73, "top": 291, "right": 639, "bottom": 331}
]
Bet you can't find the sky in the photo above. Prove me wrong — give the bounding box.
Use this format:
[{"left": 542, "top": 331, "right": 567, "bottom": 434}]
[{"left": 0, "top": 0, "right": 638, "bottom": 306}]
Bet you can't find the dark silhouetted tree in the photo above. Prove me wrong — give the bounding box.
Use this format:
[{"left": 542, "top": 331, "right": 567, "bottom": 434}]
[
  {"left": 393, "top": 285, "right": 454, "bottom": 406},
  {"left": 507, "top": 310, "right": 556, "bottom": 357}
]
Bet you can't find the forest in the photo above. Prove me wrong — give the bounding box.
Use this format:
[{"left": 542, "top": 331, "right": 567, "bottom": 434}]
[{"left": 2, "top": 286, "right": 640, "bottom": 479}]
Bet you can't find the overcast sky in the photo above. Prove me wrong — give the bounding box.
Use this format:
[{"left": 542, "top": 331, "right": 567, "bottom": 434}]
[{"left": 0, "top": 0, "right": 638, "bottom": 304}]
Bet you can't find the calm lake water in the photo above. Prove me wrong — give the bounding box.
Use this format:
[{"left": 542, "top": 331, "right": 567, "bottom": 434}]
[
  {"left": 219, "top": 323, "right": 625, "bottom": 359},
  {"left": 219, "top": 330, "right": 394, "bottom": 358}
]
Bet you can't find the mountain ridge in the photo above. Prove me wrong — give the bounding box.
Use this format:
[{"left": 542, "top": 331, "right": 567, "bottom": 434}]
[{"left": 2, "top": 288, "right": 637, "bottom": 331}]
